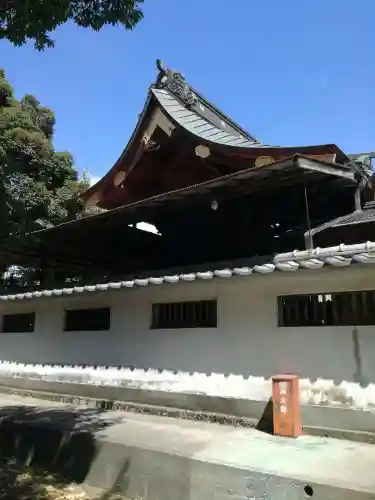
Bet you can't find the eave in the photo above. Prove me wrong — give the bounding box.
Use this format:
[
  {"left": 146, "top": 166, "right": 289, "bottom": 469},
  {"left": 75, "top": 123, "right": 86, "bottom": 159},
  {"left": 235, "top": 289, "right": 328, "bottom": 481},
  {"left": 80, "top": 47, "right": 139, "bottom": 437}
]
[
  {"left": 150, "top": 86, "right": 349, "bottom": 162},
  {"left": 23, "top": 154, "right": 357, "bottom": 239},
  {"left": 81, "top": 78, "right": 260, "bottom": 208},
  {"left": 81, "top": 60, "right": 354, "bottom": 210},
  {"left": 81, "top": 60, "right": 261, "bottom": 208},
  {"left": 81, "top": 93, "right": 157, "bottom": 208},
  {"left": 3, "top": 153, "right": 357, "bottom": 276}
]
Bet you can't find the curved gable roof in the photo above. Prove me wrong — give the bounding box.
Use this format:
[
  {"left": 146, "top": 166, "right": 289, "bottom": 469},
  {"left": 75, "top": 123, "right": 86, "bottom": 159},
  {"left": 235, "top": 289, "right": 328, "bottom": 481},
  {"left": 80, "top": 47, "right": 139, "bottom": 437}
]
[
  {"left": 81, "top": 60, "right": 261, "bottom": 205},
  {"left": 81, "top": 60, "right": 353, "bottom": 209},
  {"left": 152, "top": 59, "right": 259, "bottom": 147}
]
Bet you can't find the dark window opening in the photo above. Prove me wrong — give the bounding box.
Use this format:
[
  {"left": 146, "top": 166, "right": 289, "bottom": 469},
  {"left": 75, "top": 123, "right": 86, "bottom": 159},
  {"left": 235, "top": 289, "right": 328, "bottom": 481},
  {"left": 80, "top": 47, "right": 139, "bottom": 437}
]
[
  {"left": 151, "top": 300, "right": 217, "bottom": 329},
  {"left": 278, "top": 290, "right": 375, "bottom": 327},
  {"left": 64, "top": 307, "right": 110, "bottom": 331},
  {"left": 2, "top": 312, "right": 35, "bottom": 333}
]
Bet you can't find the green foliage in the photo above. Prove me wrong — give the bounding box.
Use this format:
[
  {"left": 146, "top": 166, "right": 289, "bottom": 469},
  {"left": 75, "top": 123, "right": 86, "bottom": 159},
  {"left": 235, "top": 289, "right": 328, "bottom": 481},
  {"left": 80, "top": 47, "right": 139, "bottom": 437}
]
[
  {"left": 0, "top": 0, "right": 144, "bottom": 50},
  {"left": 0, "top": 67, "right": 97, "bottom": 281}
]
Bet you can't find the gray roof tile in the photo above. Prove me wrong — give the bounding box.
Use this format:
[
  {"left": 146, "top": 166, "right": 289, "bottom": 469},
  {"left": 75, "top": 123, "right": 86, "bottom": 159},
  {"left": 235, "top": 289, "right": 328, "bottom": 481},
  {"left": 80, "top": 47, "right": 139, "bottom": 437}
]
[
  {"left": 151, "top": 88, "right": 258, "bottom": 148},
  {"left": 329, "top": 202, "right": 375, "bottom": 228},
  {"left": 2, "top": 242, "right": 375, "bottom": 302}
]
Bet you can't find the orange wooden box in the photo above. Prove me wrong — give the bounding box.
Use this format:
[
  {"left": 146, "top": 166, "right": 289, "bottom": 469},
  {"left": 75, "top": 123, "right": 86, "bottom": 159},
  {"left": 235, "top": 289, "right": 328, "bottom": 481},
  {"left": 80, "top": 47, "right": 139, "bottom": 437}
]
[{"left": 271, "top": 374, "right": 302, "bottom": 438}]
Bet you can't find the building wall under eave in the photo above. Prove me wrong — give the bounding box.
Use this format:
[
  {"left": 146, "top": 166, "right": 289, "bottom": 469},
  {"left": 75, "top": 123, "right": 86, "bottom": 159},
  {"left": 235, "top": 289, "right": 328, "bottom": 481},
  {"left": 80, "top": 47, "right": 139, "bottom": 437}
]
[{"left": 1, "top": 265, "right": 375, "bottom": 409}]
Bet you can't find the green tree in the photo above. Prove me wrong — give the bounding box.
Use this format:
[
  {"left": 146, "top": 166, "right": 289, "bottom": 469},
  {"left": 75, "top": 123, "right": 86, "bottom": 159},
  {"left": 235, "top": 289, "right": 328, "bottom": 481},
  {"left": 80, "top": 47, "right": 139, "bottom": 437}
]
[
  {"left": 0, "top": 67, "right": 96, "bottom": 282},
  {"left": 0, "top": 0, "right": 144, "bottom": 50}
]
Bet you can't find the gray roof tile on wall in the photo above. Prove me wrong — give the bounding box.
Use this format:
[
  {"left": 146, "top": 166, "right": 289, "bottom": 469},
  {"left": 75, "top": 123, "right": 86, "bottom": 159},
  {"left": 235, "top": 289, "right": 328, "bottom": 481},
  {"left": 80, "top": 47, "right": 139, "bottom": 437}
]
[
  {"left": 2, "top": 242, "right": 375, "bottom": 302},
  {"left": 332, "top": 202, "right": 375, "bottom": 227}
]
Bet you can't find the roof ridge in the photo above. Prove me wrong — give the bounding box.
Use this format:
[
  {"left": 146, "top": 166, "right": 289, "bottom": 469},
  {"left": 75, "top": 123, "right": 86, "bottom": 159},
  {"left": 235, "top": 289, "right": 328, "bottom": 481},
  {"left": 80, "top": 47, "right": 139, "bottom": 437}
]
[{"left": 154, "top": 59, "right": 259, "bottom": 144}]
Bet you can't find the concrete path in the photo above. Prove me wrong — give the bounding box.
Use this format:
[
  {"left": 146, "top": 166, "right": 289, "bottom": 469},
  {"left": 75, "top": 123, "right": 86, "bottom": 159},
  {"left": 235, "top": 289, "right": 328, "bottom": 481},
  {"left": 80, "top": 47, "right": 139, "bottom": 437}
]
[{"left": 0, "top": 394, "right": 374, "bottom": 499}]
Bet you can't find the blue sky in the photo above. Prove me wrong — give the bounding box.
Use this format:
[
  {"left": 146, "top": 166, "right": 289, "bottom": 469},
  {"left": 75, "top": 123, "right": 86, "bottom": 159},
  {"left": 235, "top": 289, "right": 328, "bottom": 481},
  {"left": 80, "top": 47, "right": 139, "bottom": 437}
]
[{"left": 2, "top": 0, "right": 375, "bottom": 183}]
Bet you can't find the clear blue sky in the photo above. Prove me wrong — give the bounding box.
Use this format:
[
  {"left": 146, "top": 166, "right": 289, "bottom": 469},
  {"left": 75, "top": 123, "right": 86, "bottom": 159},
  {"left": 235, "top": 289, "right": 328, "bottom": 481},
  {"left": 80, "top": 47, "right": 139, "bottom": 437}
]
[{"left": 2, "top": 0, "right": 375, "bottom": 182}]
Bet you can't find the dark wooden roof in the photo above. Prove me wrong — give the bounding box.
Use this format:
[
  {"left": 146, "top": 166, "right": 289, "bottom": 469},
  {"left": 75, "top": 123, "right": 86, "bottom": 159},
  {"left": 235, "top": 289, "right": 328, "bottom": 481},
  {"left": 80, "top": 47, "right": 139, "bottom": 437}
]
[
  {"left": 307, "top": 198, "right": 375, "bottom": 248},
  {"left": 81, "top": 60, "right": 354, "bottom": 210},
  {"left": 9, "top": 154, "right": 355, "bottom": 256},
  {"left": 53, "top": 154, "right": 357, "bottom": 231},
  {"left": 4, "top": 152, "right": 361, "bottom": 287}
]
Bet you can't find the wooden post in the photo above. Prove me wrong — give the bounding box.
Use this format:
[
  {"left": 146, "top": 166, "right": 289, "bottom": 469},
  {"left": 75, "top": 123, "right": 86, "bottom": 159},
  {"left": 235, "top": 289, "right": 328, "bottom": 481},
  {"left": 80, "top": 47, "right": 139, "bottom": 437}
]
[{"left": 40, "top": 266, "right": 55, "bottom": 289}]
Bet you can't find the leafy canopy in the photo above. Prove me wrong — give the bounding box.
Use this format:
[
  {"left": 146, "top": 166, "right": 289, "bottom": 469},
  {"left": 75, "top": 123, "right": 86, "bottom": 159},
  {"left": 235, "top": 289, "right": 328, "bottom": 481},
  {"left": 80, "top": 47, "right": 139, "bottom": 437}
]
[
  {"left": 0, "top": 0, "right": 144, "bottom": 50},
  {"left": 0, "top": 67, "right": 99, "bottom": 279}
]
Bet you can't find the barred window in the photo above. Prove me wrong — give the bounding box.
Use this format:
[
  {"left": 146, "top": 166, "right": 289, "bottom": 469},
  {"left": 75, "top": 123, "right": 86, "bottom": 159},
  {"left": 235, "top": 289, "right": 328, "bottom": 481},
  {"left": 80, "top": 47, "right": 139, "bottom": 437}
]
[
  {"left": 1, "top": 312, "right": 35, "bottom": 333},
  {"left": 278, "top": 291, "right": 375, "bottom": 327},
  {"left": 64, "top": 307, "right": 110, "bottom": 331},
  {"left": 151, "top": 300, "right": 217, "bottom": 329}
]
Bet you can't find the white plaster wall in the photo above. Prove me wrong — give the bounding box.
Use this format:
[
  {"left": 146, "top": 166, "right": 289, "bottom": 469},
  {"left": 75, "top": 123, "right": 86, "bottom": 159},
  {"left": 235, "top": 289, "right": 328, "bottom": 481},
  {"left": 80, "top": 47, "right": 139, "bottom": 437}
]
[{"left": 1, "top": 265, "right": 375, "bottom": 385}]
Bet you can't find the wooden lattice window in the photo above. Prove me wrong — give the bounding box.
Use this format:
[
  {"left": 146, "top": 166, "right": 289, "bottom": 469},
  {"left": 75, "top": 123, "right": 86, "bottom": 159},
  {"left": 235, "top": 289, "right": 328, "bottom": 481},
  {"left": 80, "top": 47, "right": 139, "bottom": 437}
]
[
  {"left": 1, "top": 312, "right": 35, "bottom": 333},
  {"left": 64, "top": 307, "right": 110, "bottom": 331},
  {"left": 151, "top": 300, "right": 217, "bottom": 329},
  {"left": 278, "top": 290, "right": 375, "bottom": 327}
]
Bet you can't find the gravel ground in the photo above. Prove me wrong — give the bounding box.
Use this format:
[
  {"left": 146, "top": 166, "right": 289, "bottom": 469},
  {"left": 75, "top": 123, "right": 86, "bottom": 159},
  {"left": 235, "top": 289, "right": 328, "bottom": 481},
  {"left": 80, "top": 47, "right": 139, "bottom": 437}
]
[{"left": 0, "top": 460, "right": 128, "bottom": 500}]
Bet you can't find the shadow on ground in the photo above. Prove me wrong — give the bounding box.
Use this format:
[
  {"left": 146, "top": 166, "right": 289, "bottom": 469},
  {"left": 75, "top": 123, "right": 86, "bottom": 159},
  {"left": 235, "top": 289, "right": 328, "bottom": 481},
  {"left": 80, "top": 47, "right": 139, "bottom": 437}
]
[
  {"left": 255, "top": 397, "right": 274, "bottom": 434},
  {"left": 0, "top": 405, "right": 130, "bottom": 499}
]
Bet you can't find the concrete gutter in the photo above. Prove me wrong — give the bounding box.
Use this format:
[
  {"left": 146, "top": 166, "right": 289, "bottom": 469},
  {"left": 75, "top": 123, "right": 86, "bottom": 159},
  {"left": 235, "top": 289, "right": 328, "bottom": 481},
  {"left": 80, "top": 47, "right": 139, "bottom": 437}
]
[
  {"left": 0, "top": 376, "right": 375, "bottom": 443},
  {"left": 0, "top": 393, "right": 375, "bottom": 500}
]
